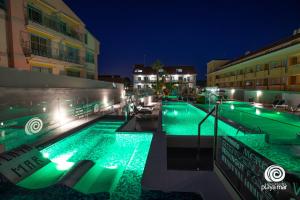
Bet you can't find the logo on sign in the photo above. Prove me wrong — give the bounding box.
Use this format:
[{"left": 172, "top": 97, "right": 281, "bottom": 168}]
[
  {"left": 264, "top": 165, "right": 285, "bottom": 182},
  {"left": 261, "top": 165, "right": 287, "bottom": 191},
  {"left": 25, "top": 117, "right": 43, "bottom": 135}
]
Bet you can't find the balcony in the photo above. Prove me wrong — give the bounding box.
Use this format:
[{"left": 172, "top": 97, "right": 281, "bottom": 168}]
[
  {"left": 287, "top": 64, "right": 300, "bottom": 75},
  {"left": 287, "top": 84, "right": 300, "bottom": 91},
  {"left": 268, "top": 66, "right": 285, "bottom": 78},
  {"left": 21, "top": 41, "right": 84, "bottom": 65},
  {"left": 244, "top": 72, "right": 255, "bottom": 80},
  {"left": 236, "top": 74, "right": 244, "bottom": 81},
  {"left": 228, "top": 76, "right": 235, "bottom": 82},
  {"left": 256, "top": 70, "right": 268, "bottom": 79},
  {"left": 26, "top": 7, "right": 83, "bottom": 42}
]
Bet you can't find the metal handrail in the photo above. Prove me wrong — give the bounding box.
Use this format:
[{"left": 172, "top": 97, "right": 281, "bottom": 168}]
[{"left": 197, "top": 103, "right": 219, "bottom": 169}]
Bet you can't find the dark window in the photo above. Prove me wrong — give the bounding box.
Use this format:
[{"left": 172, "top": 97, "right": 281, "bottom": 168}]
[
  {"left": 87, "top": 73, "right": 94, "bottom": 79},
  {"left": 32, "top": 66, "right": 52, "bottom": 74},
  {"left": 28, "top": 5, "right": 42, "bottom": 24},
  {"left": 66, "top": 70, "right": 80, "bottom": 77},
  {"left": 85, "top": 34, "right": 88, "bottom": 44},
  {"left": 66, "top": 46, "right": 79, "bottom": 63},
  {"left": 30, "top": 34, "right": 51, "bottom": 57},
  {"left": 59, "top": 21, "right": 67, "bottom": 33},
  {"left": 0, "top": 0, "right": 5, "bottom": 9},
  {"left": 85, "top": 51, "right": 94, "bottom": 63}
]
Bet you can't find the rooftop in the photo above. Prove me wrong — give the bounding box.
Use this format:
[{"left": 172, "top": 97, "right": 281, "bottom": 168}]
[
  {"left": 133, "top": 65, "right": 197, "bottom": 75},
  {"left": 213, "top": 33, "right": 300, "bottom": 71}
]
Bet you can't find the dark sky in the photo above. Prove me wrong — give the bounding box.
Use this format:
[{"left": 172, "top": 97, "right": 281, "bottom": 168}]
[{"left": 64, "top": 0, "right": 300, "bottom": 80}]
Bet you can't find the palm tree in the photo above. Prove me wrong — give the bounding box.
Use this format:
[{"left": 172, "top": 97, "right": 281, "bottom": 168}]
[{"left": 151, "top": 60, "right": 164, "bottom": 95}]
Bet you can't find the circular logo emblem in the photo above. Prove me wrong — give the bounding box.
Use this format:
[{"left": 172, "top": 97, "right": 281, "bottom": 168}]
[
  {"left": 264, "top": 165, "right": 285, "bottom": 182},
  {"left": 94, "top": 104, "right": 100, "bottom": 113},
  {"left": 25, "top": 117, "right": 43, "bottom": 135}
]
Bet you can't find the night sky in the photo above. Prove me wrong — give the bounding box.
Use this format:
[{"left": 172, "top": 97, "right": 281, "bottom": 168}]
[{"left": 64, "top": 0, "right": 300, "bottom": 80}]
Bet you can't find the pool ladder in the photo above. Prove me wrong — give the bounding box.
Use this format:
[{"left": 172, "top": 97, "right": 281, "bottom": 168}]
[{"left": 197, "top": 103, "right": 219, "bottom": 170}]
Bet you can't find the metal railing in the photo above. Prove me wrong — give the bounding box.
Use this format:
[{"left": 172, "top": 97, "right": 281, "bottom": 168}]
[
  {"left": 196, "top": 103, "right": 219, "bottom": 169},
  {"left": 21, "top": 40, "right": 84, "bottom": 65},
  {"left": 26, "top": 8, "right": 84, "bottom": 42}
]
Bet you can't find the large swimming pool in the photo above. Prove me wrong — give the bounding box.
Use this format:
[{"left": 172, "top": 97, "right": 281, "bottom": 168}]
[
  {"left": 197, "top": 101, "right": 300, "bottom": 142},
  {"left": 162, "top": 101, "right": 241, "bottom": 136},
  {"left": 162, "top": 101, "right": 300, "bottom": 177},
  {"left": 16, "top": 120, "right": 152, "bottom": 199}
]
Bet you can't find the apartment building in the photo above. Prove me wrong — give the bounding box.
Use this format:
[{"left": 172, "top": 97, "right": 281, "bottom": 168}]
[
  {"left": 0, "top": 0, "right": 99, "bottom": 79},
  {"left": 133, "top": 64, "right": 197, "bottom": 90},
  {"left": 207, "top": 32, "right": 300, "bottom": 91}
]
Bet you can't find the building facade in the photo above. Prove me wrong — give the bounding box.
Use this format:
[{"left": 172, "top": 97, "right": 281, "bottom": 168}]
[
  {"left": 133, "top": 64, "right": 197, "bottom": 90},
  {"left": 207, "top": 32, "right": 300, "bottom": 91},
  {"left": 0, "top": 0, "right": 99, "bottom": 79}
]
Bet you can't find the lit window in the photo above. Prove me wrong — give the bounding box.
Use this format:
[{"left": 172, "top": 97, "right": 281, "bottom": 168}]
[
  {"left": 159, "top": 69, "right": 164, "bottom": 72},
  {"left": 176, "top": 69, "right": 182, "bottom": 73}
]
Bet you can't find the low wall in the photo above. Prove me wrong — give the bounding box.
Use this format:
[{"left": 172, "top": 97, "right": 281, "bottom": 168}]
[
  {"left": 223, "top": 88, "right": 300, "bottom": 106},
  {"left": 0, "top": 87, "right": 124, "bottom": 152},
  {"left": 0, "top": 66, "right": 123, "bottom": 89},
  {"left": 0, "top": 67, "right": 126, "bottom": 152}
]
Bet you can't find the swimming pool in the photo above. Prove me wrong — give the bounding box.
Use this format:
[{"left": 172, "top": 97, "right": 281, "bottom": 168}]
[
  {"left": 197, "top": 101, "right": 300, "bottom": 142},
  {"left": 16, "top": 119, "right": 152, "bottom": 199},
  {"left": 162, "top": 101, "right": 241, "bottom": 136},
  {"left": 162, "top": 101, "right": 300, "bottom": 176}
]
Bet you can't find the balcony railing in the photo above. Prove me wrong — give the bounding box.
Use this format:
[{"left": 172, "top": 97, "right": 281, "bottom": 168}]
[
  {"left": 26, "top": 8, "right": 83, "bottom": 42},
  {"left": 21, "top": 41, "right": 84, "bottom": 65}
]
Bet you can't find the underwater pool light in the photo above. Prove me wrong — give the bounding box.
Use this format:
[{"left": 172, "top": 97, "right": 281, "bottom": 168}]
[
  {"left": 230, "top": 105, "right": 235, "bottom": 110},
  {"left": 255, "top": 108, "right": 261, "bottom": 115}
]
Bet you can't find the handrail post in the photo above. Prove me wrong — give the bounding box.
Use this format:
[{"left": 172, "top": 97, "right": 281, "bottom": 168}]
[
  {"left": 197, "top": 105, "right": 215, "bottom": 170},
  {"left": 213, "top": 103, "right": 219, "bottom": 161}
]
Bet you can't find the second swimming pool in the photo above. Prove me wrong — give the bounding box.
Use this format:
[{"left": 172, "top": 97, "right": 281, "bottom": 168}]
[{"left": 16, "top": 119, "right": 152, "bottom": 200}]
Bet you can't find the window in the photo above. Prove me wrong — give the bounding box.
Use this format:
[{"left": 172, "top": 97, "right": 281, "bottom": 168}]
[
  {"left": 270, "top": 61, "right": 281, "bottom": 69},
  {"left": 138, "top": 77, "right": 142, "bottom": 81},
  {"left": 0, "top": 0, "right": 5, "bottom": 9},
  {"left": 137, "top": 85, "right": 141, "bottom": 89},
  {"left": 28, "top": 5, "right": 42, "bottom": 24},
  {"left": 87, "top": 73, "right": 94, "bottom": 79},
  {"left": 30, "top": 34, "right": 51, "bottom": 57},
  {"left": 66, "top": 46, "right": 79, "bottom": 63},
  {"left": 32, "top": 66, "right": 52, "bottom": 74},
  {"left": 178, "top": 77, "right": 183, "bottom": 81},
  {"left": 86, "top": 51, "right": 94, "bottom": 63},
  {"left": 176, "top": 69, "right": 182, "bottom": 73},
  {"left": 66, "top": 70, "right": 80, "bottom": 77},
  {"left": 59, "top": 21, "right": 67, "bottom": 33},
  {"left": 187, "top": 77, "right": 190, "bottom": 82},
  {"left": 144, "top": 77, "right": 149, "bottom": 81},
  {"left": 158, "top": 69, "right": 164, "bottom": 72},
  {"left": 135, "top": 69, "right": 142, "bottom": 73},
  {"left": 85, "top": 34, "right": 88, "bottom": 44}
]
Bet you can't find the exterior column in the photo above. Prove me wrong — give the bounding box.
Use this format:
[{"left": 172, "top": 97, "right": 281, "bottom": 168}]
[{"left": 6, "top": 0, "right": 30, "bottom": 70}]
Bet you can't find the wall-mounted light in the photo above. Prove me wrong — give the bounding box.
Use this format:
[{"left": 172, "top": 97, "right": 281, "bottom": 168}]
[
  {"left": 103, "top": 95, "right": 109, "bottom": 107},
  {"left": 256, "top": 90, "right": 262, "bottom": 97},
  {"left": 54, "top": 108, "right": 67, "bottom": 123},
  {"left": 231, "top": 89, "right": 235, "bottom": 95}
]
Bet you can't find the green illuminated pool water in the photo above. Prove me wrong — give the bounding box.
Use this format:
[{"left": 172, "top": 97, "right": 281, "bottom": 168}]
[
  {"left": 197, "top": 101, "right": 300, "bottom": 141},
  {"left": 162, "top": 101, "right": 240, "bottom": 136},
  {"left": 17, "top": 120, "right": 152, "bottom": 199},
  {"left": 163, "top": 101, "right": 300, "bottom": 176}
]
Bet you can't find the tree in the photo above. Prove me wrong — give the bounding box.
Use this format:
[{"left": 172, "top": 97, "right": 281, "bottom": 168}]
[{"left": 151, "top": 60, "right": 164, "bottom": 95}]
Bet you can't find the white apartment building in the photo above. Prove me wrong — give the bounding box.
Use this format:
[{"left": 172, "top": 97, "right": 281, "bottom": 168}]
[{"left": 133, "top": 64, "right": 197, "bottom": 90}]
